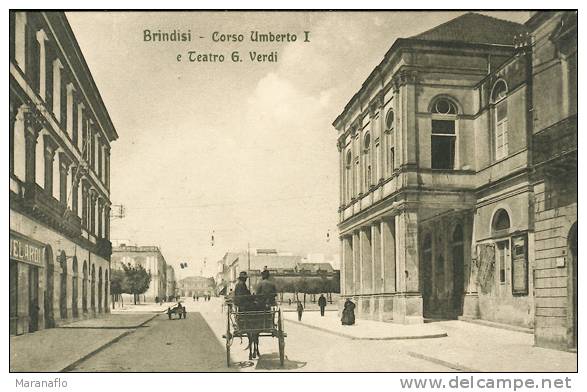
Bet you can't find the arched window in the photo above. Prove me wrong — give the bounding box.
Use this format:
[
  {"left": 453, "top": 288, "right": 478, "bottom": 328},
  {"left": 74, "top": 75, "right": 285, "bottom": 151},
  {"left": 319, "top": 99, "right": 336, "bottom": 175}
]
[
  {"left": 363, "top": 133, "right": 371, "bottom": 190},
  {"left": 491, "top": 80, "right": 508, "bottom": 160},
  {"left": 492, "top": 208, "right": 511, "bottom": 233},
  {"left": 431, "top": 98, "right": 458, "bottom": 170}
]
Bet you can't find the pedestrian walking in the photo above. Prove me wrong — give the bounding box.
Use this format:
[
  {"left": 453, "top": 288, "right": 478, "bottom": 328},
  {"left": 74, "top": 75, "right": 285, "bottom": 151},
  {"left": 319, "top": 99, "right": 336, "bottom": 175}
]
[
  {"left": 296, "top": 300, "right": 304, "bottom": 321},
  {"left": 193, "top": 294, "right": 195, "bottom": 301},
  {"left": 318, "top": 293, "right": 327, "bottom": 317},
  {"left": 288, "top": 298, "right": 291, "bottom": 306}
]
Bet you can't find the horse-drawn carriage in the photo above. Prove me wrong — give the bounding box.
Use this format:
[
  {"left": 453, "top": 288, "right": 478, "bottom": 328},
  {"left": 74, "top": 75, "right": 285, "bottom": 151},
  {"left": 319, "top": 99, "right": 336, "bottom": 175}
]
[
  {"left": 167, "top": 302, "right": 186, "bottom": 319},
  {"left": 222, "top": 295, "right": 286, "bottom": 367}
]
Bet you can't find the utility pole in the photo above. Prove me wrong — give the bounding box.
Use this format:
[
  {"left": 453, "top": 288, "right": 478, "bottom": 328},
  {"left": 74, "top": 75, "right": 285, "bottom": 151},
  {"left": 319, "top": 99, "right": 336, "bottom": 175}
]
[{"left": 247, "top": 242, "right": 251, "bottom": 279}]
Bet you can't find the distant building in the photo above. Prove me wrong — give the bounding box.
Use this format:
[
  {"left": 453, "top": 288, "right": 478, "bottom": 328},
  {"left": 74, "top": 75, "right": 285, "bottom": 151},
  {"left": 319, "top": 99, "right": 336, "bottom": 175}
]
[
  {"left": 220, "top": 248, "right": 302, "bottom": 290},
  {"left": 218, "top": 249, "right": 341, "bottom": 295},
  {"left": 111, "top": 244, "right": 168, "bottom": 302},
  {"left": 9, "top": 12, "right": 118, "bottom": 335},
  {"left": 178, "top": 276, "right": 215, "bottom": 297},
  {"left": 166, "top": 265, "right": 177, "bottom": 299}
]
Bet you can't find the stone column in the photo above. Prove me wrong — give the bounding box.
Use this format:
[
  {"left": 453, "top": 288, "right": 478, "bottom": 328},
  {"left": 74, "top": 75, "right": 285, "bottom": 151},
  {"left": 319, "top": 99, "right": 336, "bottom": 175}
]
[
  {"left": 352, "top": 231, "right": 361, "bottom": 295},
  {"left": 381, "top": 218, "right": 396, "bottom": 320},
  {"left": 360, "top": 228, "right": 373, "bottom": 295},
  {"left": 342, "top": 236, "right": 354, "bottom": 295},
  {"left": 392, "top": 208, "right": 423, "bottom": 324},
  {"left": 65, "top": 261, "right": 73, "bottom": 320},
  {"left": 372, "top": 223, "right": 382, "bottom": 293},
  {"left": 371, "top": 223, "right": 382, "bottom": 319},
  {"left": 463, "top": 215, "right": 480, "bottom": 319}
]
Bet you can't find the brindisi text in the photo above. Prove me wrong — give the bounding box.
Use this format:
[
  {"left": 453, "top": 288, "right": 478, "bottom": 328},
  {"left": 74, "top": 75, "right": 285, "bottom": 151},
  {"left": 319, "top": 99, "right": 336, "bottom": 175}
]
[{"left": 179, "top": 51, "right": 278, "bottom": 63}]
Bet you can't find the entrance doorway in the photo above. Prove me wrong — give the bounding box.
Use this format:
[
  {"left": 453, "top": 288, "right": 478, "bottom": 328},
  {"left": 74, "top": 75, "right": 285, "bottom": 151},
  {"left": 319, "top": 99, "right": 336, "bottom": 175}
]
[
  {"left": 44, "top": 247, "right": 55, "bottom": 328},
  {"left": 421, "top": 233, "right": 433, "bottom": 318},
  {"left": 28, "top": 266, "right": 39, "bottom": 332},
  {"left": 452, "top": 224, "right": 465, "bottom": 318}
]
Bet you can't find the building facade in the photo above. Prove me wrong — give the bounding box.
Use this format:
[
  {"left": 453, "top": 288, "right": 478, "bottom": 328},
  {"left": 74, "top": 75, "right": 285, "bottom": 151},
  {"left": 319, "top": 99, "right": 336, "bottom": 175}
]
[
  {"left": 333, "top": 12, "right": 576, "bottom": 350},
  {"left": 166, "top": 265, "right": 177, "bottom": 299},
  {"left": 111, "top": 245, "right": 169, "bottom": 302},
  {"left": 527, "top": 12, "right": 577, "bottom": 350},
  {"left": 178, "top": 276, "right": 216, "bottom": 297},
  {"left": 10, "top": 12, "right": 117, "bottom": 335}
]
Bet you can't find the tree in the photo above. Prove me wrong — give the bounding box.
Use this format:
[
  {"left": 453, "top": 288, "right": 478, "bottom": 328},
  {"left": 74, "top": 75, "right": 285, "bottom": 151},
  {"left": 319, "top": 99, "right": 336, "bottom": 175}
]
[
  {"left": 122, "top": 263, "right": 152, "bottom": 305},
  {"left": 110, "top": 269, "right": 127, "bottom": 308}
]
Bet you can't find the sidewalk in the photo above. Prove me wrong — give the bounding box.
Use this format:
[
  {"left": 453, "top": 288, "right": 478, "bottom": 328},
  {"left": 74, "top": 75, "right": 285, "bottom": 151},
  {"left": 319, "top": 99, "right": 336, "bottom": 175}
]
[
  {"left": 283, "top": 311, "right": 447, "bottom": 340},
  {"left": 111, "top": 301, "right": 180, "bottom": 313},
  {"left": 403, "top": 320, "right": 578, "bottom": 372},
  {"left": 10, "top": 313, "right": 157, "bottom": 372}
]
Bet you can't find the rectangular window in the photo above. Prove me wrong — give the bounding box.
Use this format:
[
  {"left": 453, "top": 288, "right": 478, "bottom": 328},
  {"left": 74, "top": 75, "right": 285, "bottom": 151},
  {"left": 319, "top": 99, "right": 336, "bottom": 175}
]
[
  {"left": 389, "top": 147, "right": 395, "bottom": 173},
  {"left": 374, "top": 143, "right": 379, "bottom": 181},
  {"left": 495, "top": 101, "right": 508, "bottom": 160},
  {"left": 59, "top": 164, "right": 67, "bottom": 204},
  {"left": 82, "top": 119, "right": 89, "bottom": 161},
  {"left": 354, "top": 159, "right": 360, "bottom": 195},
  {"left": 44, "top": 149, "right": 53, "bottom": 194},
  {"left": 431, "top": 119, "right": 456, "bottom": 170},
  {"left": 387, "top": 131, "right": 395, "bottom": 175},
  {"left": 60, "top": 74, "right": 67, "bottom": 128},
  {"left": 81, "top": 186, "right": 88, "bottom": 228},
  {"left": 496, "top": 240, "right": 510, "bottom": 284},
  {"left": 511, "top": 235, "right": 528, "bottom": 295},
  {"left": 45, "top": 45, "right": 54, "bottom": 111}
]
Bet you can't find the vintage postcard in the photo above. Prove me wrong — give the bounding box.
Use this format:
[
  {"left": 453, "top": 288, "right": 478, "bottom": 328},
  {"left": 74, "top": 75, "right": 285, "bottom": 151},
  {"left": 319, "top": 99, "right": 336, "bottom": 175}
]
[{"left": 7, "top": 7, "right": 578, "bottom": 384}]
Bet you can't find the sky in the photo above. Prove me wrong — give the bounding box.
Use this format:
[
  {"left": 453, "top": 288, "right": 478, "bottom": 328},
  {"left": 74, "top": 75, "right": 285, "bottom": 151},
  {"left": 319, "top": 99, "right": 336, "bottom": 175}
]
[{"left": 66, "top": 11, "right": 530, "bottom": 279}]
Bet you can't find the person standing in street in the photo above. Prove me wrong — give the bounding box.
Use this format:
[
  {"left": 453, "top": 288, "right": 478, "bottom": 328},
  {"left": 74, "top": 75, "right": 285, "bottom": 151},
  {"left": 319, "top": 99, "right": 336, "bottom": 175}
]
[
  {"left": 318, "top": 293, "right": 327, "bottom": 317},
  {"left": 341, "top": 298, "right": 356, "bottom": 326},
  {"left": 296, "top": 300, "right": 304, "bottom": 321}
]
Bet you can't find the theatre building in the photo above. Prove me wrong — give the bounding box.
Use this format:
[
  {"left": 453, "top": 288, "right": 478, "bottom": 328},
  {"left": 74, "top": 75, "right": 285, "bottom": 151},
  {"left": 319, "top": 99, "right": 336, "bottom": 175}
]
[
  {"left": 333, "top": 12, "right": 576, "bottom": 350},
  {"left": 10, "top": 12, "right": 118, "bottom": 335}
]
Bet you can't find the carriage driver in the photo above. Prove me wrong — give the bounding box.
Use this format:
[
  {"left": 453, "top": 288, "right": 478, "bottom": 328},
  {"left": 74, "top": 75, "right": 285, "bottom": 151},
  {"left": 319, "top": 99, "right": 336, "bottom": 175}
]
[{"left": 255, "top": 268, "right": 277, "bottom": 307}]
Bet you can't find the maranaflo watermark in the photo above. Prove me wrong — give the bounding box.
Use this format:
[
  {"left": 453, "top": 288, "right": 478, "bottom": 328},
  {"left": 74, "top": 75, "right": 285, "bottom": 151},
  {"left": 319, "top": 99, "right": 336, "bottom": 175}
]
[{"left": 16, "top": 378, "right": 68, "bottom": 388}]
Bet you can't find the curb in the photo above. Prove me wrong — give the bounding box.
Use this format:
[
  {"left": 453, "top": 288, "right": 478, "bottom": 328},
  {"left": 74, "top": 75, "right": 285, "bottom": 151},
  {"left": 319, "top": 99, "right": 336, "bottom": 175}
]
[
  {"left": 285, "top": 318, "right": 448, "bottom": 340},
  {"left": 406, "top": 351, "right": 480, "bottom": 372},
  {"left": 457, "top": 317, "right": 534, "bottom": 334},
  {"left": 60, "top": 313, "right": 160, "bottom": 372}
]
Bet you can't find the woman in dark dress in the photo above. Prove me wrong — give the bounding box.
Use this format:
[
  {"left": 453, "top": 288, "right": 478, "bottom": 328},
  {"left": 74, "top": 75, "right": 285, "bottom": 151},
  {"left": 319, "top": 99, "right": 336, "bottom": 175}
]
[{"left": 341, "top": 298, "right": 355, "bottom": 325}]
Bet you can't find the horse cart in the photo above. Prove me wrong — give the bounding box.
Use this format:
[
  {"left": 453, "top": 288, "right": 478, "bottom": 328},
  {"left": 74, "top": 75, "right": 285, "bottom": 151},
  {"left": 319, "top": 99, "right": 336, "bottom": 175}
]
[
  {"left": 167, "top": 302, "right": 186, "bottom": 319},
  {"left": 222, "top": 295, "right": 286, "bottom": 367}
]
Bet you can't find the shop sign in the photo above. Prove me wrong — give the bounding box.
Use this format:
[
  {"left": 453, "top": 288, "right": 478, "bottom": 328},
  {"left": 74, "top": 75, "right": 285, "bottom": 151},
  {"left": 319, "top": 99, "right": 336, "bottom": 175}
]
[{"left": 9, "top": 233, "right": 45, "bottom": 266}]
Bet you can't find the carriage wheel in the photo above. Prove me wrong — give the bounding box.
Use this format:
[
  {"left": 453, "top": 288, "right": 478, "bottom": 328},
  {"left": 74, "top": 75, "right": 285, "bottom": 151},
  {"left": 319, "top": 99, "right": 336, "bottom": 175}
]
[
  {"left": 226, "top": 341, "right": 231, "bottom": 367},
  {"left": 225, "top": 310, "right": 232, "bottom": 367},
  {"left": 278, "top": 310, "right": 285, "bottom": 366}
]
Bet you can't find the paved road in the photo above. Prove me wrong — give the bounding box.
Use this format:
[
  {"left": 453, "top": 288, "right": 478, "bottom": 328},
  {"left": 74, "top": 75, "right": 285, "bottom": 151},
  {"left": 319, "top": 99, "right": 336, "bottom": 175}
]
[
  {"left": 70, "top": 299, "right": 450, "bottom": 372},
  {"left": 70, "top": 298, "right": 576, "bottom": 372}
]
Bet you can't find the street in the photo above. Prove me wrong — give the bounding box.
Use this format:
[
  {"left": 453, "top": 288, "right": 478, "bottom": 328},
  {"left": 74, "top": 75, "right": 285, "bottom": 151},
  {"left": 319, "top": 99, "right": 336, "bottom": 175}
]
[{"left": 63, "top": 298, "right": 576, "bottom": 372}]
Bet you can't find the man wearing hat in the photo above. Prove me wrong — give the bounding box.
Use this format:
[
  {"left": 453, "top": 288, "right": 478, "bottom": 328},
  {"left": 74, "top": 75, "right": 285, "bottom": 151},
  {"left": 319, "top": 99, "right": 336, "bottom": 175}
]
[
  {"left": 235, "top": 271, "right": 251, "bottom": 296},
  {"left": 255, "top": 268, "right": 277, "bottom": 307}
]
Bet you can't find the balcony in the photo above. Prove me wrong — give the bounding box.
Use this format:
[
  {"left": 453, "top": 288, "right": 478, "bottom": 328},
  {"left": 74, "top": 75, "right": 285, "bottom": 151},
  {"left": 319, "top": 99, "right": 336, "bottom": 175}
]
[
  {"left": 96, "top": 238, "right": 113, "bottom": 260},
  {"left": 22, "top": 182, "right": 82, "bottom": 238},
  {"left": 533, "top": 115, "right": 578, "bottom": 171}
]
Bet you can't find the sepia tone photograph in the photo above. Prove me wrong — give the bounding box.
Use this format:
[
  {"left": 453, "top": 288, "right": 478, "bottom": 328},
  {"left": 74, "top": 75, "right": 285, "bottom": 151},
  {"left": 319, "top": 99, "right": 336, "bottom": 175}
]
[{"left": 7, "top": 8, "right": 578, "bottom": 377}]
